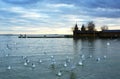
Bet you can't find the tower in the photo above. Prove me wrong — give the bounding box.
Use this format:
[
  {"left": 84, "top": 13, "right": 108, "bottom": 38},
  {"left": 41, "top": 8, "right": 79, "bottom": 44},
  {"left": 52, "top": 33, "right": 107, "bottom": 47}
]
[
  {"left": 73, "top": 23, "right": 79, "bottom": 38},
  {"left": 74, "top": 23, "right": 78, "bottom": 31},
  {"left": 81, "top": 24, "right": 86, "bottom": 31}
]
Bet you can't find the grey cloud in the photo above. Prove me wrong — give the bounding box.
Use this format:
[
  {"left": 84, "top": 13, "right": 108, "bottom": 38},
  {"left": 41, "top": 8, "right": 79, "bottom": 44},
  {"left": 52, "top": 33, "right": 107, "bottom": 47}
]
[{"left": 2, "top": 0, "right": 41, "bottom": 5}]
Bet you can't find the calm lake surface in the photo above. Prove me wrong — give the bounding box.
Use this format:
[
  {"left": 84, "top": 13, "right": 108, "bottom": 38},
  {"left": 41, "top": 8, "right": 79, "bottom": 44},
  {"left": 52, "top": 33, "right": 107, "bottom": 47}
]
[{"left": 0, "top": 35, "right": 120, "bottom": 79}]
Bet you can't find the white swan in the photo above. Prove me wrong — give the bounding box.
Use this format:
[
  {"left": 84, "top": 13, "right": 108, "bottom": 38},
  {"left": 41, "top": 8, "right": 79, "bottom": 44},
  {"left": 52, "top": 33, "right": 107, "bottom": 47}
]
[
  {"left": 78, "top": 61, "right": 83, "bottom": 66},
  {"left": 64, "top": 62, "right": 67, "bottom": 67},
  {"left": 50, "top": 55, "right": 54, "bottom": 59},
  {"left": 7, "top": 66, "right": 11, "bottom": 70},
  {"left": 32, "top": 63, "right": 36, "bottom": 68},
  {"left": 57, "top": 71, "right": 62, "bottom": 77},
  {"left": 103, "top": 55, "right": 107, "bottom": 59},
  {"left": 107, "top": 42, "right": 110, "bottom": 46},
  {"left": 81, "top": 54, "right": 85, "bottom": 60},
  {"left": 22, "top": 56, "right": 27, "bottom": 59},
  {"left": 96, "top": 58, "right": 101, "bottom": 61},
  {"left": 39, "top": 59, "right": 42, "bottom": 63},
  {"left": 89, "top": 55, "right": 92, "bottom": 58},
  {"left": 26, "top": 59, "right": 30, "bottom": 63},
  {"left": 24, "top": 62, "right": 28, "bottom": 66},
  {"left": 66, "top": 56, "right": 71, "bottom": 63}
]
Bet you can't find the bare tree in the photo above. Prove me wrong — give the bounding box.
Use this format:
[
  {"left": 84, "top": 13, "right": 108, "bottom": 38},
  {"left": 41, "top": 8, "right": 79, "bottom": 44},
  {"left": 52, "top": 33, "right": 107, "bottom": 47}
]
[
  {"left": 101, "top": 25, "right": 108, "bottom": 31},
  {"left": 87, "top": 21, "right": 95, "bottom": 31}
]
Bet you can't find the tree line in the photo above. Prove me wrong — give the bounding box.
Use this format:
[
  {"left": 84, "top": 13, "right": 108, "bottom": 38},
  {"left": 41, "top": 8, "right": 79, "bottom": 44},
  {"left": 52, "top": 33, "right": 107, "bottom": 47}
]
[{"left": 73, "top": 21, "right": 108, "bottom": 31}]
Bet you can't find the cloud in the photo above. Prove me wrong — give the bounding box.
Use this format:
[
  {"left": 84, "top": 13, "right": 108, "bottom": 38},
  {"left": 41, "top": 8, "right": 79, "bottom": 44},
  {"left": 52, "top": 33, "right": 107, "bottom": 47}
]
[
  {"left": 1, "top": 6, "right": 50, "bottom": 20},
  {"left": 0, "top": 0, "right": 120, "bottom": 34},
  {"left": 2, "top": 0, "right": 40, "bottom": 5},
  {"left": 86, "top": 7, "right": 120, "bottom": 18},
  {"left": 46, "top": 3, "right": 74, "bottom": 8}
]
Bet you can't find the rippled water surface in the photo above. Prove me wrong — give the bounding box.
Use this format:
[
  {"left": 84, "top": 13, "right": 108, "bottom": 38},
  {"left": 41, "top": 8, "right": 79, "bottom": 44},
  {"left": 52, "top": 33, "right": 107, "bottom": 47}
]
[{"left": 0, "top": 36, "right": 120, "bottom": 79}]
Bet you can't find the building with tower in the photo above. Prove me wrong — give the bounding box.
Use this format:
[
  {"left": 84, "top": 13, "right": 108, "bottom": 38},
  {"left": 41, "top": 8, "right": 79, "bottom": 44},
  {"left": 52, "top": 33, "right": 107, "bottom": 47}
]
[{"left": 73, "top": 23, "right": 120, "bottom": 38}]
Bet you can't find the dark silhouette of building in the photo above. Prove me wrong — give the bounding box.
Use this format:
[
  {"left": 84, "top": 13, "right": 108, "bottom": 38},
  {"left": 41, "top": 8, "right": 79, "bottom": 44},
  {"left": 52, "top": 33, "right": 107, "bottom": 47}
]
[
  {"left": 73, "top": 23, "right": 120, "bottom": 38},
  {"left": 81, "top": 24, "right": 86, "bottom": 31},
  {"left": 99, "top": 30, "right": 120, "bottom": 38},
  {"left": 74, "top": 23, "right": 79, "bottom": 30}
]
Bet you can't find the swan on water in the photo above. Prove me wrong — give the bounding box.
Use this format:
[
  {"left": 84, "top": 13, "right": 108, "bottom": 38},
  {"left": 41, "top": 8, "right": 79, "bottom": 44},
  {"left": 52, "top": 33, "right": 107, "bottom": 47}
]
[
  {"left": 78, "top": 61, "right": 83, "bottom": 66},
  {"left": 7, "top": 66, "right": 11, "bottom": 70},
  {"left": 64, "top": 62, "right": 67, "bottom": 67},
  {"left": 57, "top": 71, "right": 62, "bottom": 77},
  {"left": 24, "top": 62, "right": 28, "bottom": 66},
  {"left": 96, "top": 58, "right": 101, "bottom": 61}
]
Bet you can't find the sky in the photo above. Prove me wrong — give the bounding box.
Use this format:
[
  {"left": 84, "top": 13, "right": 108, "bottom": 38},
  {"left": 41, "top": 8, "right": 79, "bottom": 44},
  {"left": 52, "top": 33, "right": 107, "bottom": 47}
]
[{"left": 0, "top": 0, "right": 120, "bottom": 34}]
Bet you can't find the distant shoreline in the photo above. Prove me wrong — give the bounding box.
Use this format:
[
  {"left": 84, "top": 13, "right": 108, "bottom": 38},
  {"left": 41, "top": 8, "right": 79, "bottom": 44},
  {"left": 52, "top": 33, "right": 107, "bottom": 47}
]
[{"left": 18, "top": 34, "right": 73, "bottom": 38}]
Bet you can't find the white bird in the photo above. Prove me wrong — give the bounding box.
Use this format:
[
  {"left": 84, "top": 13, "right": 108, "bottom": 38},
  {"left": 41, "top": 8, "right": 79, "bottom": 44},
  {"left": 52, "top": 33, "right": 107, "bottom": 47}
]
[
  {"left": 78, "top": 61, "right": 83, "bottom": 66},
  {"left": 50, "top": 55, "right": 54, "bottom": 59},
  {"left": 64, "top": 62, "right": 67, "bottom": 67},
  {"left": 7, "top": 66, "right": 11, "bottom": 70},
  {"left": 22, "top": 56, "right": 27, "bottom": 59},
  {"left": 26, "top": 59, "right": 30, "bottom": 63},
  {"left": 103, "top": 55, "right": 107, "bottom": 59},
  {"left": 66, "top": 56, "right": 71, "bottom": 63},
  {"left": 81, "top": 54, "right": 85, "bottom": 60},
  {"left": 107, "top": 42, "right": 110, "bottom": 46},
  {"left": 89, "top": 55, "right": 92, "bottom": 58},
  {"left": 39, "top": 59, "right": 42, "bottom": 63},
  {"left": 5, "top": 54, "right": 10, "bottom": 57},
  {"left": 24, "top": 62, "right": 28, "bottom": 66},
  {"left": 96, "top": 58, "right": 101, "bottom": 61},
  {"left": 66, "top": 56, "right": 69, "bottom": 59},
  {"left": 32, "top": 63, "right": 36, "bottom": 68},
  {"left": 57, "top": 71, "right": 62, "bottom": 77}
]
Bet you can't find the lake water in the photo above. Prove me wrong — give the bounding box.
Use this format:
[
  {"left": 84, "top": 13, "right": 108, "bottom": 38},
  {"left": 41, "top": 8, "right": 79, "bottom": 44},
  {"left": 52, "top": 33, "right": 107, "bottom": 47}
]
[{"left": 0, "top": 35, "right": 120, "bottom": 79}]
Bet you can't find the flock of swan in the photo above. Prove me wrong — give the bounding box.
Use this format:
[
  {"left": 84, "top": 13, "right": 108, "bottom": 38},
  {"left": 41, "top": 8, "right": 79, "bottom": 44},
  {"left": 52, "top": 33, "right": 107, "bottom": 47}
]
[
  {"left": 5, "top": 52, "right": 108, "bottom": 78},
  {"left": 0, "top": 40, "right": 111, "bottom": 79}
]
